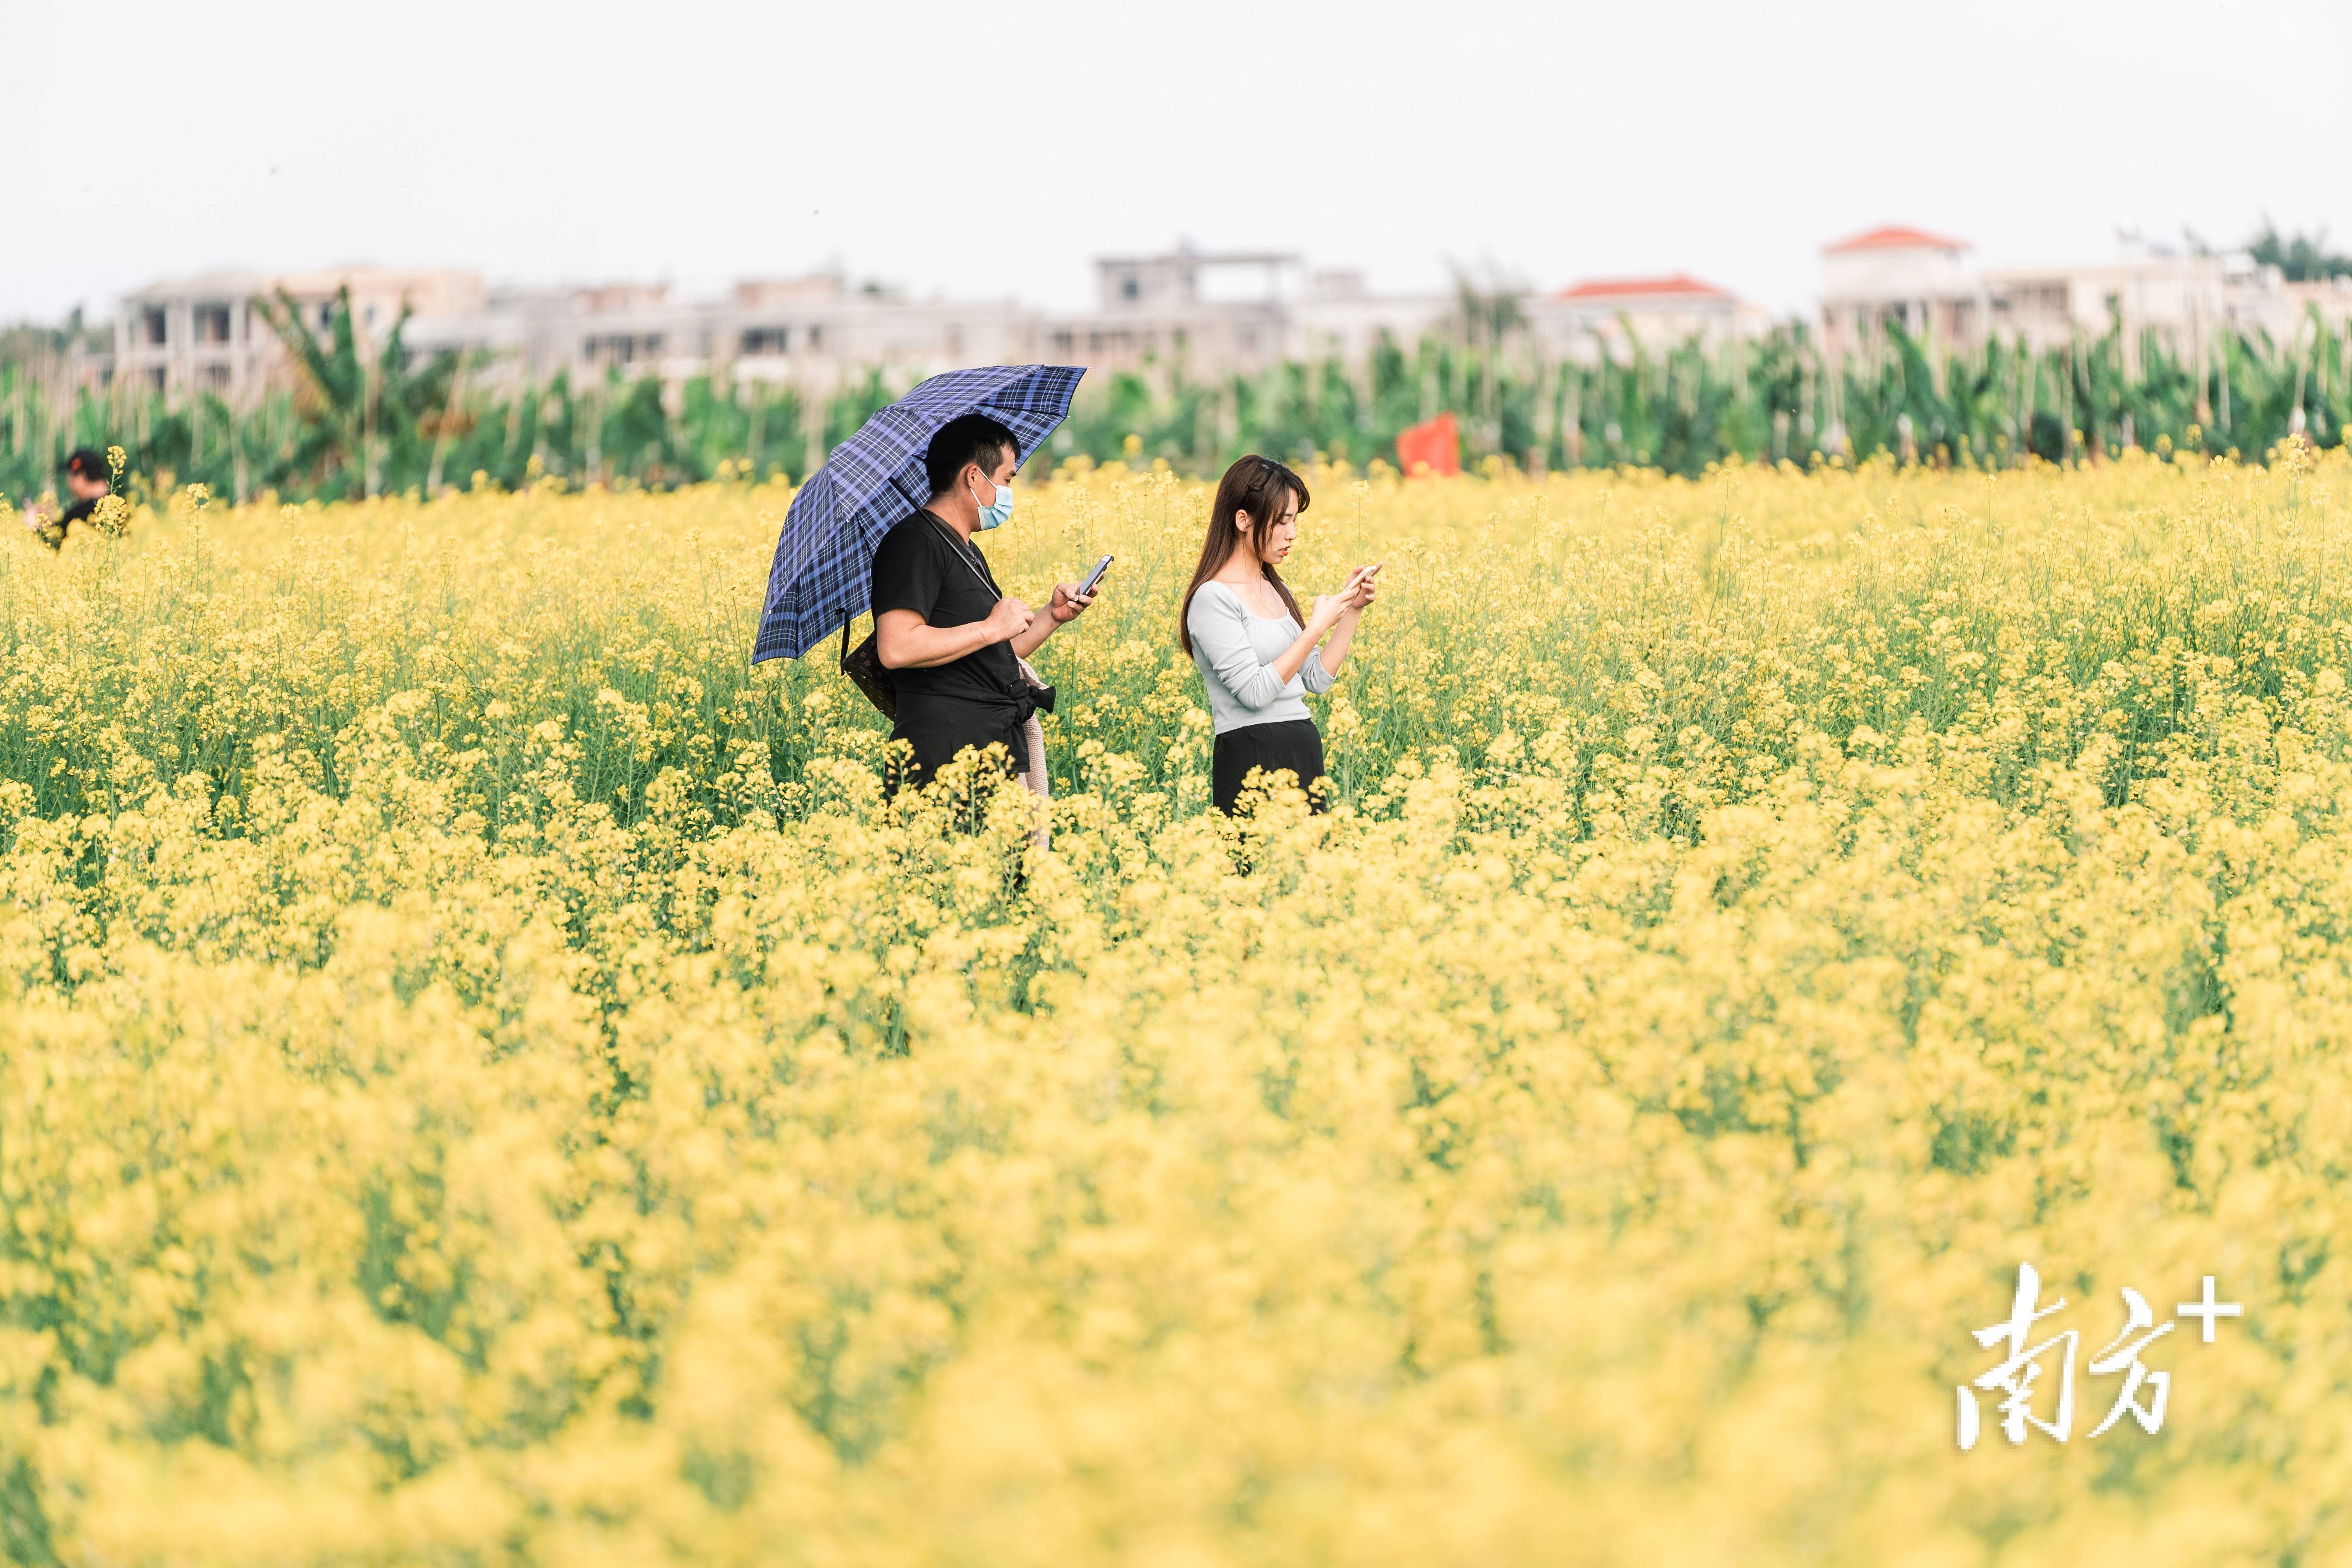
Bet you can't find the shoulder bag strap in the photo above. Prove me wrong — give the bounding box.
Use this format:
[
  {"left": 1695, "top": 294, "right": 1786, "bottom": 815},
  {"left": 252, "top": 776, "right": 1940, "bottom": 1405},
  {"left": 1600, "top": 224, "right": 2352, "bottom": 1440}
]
[{"left": 924, "top": 512, "right": 1001, "bottom": 598}]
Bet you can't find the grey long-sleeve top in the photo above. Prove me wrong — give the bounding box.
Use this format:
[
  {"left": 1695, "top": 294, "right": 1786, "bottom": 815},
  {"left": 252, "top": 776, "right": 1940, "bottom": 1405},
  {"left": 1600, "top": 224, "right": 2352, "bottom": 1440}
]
[{"left": 1186, "top": 581, "right": 1334, "bottom": 735}]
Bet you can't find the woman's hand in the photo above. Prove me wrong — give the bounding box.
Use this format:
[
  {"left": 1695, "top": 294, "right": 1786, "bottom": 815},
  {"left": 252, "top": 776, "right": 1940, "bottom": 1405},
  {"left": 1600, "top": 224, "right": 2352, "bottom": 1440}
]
[
  {"left": 1307, "top": 593, "right": 1350, "bottom": 633},
  {"left": 1313, "top": 564, "right": 1382, "bottom": 677},
  {"left": 1336, "top": 563, "right": 1383, "bottom": 618}
]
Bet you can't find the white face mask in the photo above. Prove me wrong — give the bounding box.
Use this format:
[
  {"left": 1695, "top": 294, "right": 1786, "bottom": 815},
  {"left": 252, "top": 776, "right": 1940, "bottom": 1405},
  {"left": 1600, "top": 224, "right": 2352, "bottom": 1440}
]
[{"left": 973, "top": 471, "right": 1014, "bottom": 531}]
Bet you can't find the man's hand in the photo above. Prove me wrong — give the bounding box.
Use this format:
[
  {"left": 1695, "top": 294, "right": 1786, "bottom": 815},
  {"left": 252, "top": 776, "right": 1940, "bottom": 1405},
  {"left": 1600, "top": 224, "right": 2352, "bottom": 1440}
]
[
  {"left": 1047, "top": 582, "right": 1098, "bottom": 625},
  {"left": 986, "top": 597, "right": 1036, "bottom": 642}
]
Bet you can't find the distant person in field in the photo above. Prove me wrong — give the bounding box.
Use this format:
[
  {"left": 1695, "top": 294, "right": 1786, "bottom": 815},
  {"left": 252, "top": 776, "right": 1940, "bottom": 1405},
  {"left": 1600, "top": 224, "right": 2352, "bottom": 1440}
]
[
  {"left": 870, "top": 413, "right": 1100, "bottom": 794},
  {"left": 1180, "top": 454, "right": 1380, "bottom": 816},
  {"left": 20, "top": 447, "right": 112, "bottom": 551}
]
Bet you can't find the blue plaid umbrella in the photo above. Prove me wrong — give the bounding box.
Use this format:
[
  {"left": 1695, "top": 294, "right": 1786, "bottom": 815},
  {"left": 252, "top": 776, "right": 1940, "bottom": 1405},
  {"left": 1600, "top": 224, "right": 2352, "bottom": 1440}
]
[{"left": 751, "top": 363, "right": 1086, "bottom": 662}]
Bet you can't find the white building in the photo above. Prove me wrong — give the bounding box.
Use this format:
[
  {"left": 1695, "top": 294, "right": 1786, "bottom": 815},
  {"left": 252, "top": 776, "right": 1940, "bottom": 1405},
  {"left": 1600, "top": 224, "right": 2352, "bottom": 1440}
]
[
  {"left": 1818, "top": 226, "right": 1987, "bottom": 358},
  {"left": 2286, "top": 274, "right": 2352, "bottom": 338},
  {"left": 1984, "top": 240, "right": 2290, "bottom": 355},
  {"left": 1818, "top": 222, "right": 2344, "bottom": 359},
  {"left": 113, "top": 266, "right": 485, "bottom": 396},
  {"left": 413, "top": 274, "right": 1034, "bottom": 394},
  {"left": 1030, "top": 249, "right": 1451, "bottom": 377},
  {"left": 1528, "top": 274, "right": 1769, "bottom": 363},
  {"left": 1290, "top": 268, "right": 1454, "bottom": 367}
]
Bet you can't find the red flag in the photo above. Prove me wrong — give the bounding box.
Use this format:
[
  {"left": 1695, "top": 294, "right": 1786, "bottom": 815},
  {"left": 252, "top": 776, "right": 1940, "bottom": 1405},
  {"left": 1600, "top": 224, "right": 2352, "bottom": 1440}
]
[{"left": 1395, "top": 412, "right": 1460, "bottom": 477}]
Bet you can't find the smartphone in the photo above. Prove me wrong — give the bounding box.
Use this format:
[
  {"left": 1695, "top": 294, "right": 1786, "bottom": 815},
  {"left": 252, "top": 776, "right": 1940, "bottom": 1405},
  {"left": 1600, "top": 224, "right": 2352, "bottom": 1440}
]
[{"left": 1079, "top": 554, "right": 1114, "bottom": 596}]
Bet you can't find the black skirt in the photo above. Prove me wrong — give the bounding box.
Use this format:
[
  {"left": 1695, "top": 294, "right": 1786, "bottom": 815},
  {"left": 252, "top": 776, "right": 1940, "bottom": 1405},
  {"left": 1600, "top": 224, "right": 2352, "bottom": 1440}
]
[{"left": 1212, "top": 719, "right": 1326, "bottom": 816}]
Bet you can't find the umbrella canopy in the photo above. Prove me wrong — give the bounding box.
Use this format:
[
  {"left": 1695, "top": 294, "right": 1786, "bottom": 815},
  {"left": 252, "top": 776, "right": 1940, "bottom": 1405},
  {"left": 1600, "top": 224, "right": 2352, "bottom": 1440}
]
[{"left": 751, "top": 363, "right": 1086, "bottom": 662}]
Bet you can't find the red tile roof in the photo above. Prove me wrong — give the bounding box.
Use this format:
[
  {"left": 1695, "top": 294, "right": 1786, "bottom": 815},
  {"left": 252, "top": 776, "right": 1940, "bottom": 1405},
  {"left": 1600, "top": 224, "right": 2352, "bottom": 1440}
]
[
  {"left": 1554, "top": 273, "right": 1733, "bottom": 301},
  {"left": 1823, "top": 225, "right": 1970, "bottom": 254}
]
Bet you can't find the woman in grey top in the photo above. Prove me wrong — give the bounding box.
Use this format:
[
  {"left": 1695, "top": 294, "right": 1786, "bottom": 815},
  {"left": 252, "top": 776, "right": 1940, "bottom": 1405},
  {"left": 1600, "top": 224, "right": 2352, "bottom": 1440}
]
[{"left": 1179, "top": 455, "right": 1380, "bottom": 814}]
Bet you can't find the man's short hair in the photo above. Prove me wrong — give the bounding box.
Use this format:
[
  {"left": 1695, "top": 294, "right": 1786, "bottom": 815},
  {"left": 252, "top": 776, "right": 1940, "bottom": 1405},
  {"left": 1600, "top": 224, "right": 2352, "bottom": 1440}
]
[
  {"left": 61, "top": 448, "right": 108, "bottom": 483},
  {"left": 923, "top": 414, "right": 1020, "bottom": 497}
]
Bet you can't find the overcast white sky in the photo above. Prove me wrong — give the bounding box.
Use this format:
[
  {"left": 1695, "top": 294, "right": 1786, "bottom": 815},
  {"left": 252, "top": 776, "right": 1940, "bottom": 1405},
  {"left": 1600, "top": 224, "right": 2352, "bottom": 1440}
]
[{"left": 5, "top": 0, "right": 2341, "bottom": 325}]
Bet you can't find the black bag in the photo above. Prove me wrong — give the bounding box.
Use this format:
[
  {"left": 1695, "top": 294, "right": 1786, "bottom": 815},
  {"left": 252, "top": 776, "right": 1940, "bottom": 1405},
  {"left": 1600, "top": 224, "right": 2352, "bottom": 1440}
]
[{"left": 840, "top": 617, "right": 896, "bottom": 720}]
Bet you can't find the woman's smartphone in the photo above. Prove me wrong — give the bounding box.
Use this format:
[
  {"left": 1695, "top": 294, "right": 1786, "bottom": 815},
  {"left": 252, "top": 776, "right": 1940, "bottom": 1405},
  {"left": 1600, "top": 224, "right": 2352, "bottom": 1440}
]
[{"left": 1079, "top": 554, "right": 1114, "bottom": 595}]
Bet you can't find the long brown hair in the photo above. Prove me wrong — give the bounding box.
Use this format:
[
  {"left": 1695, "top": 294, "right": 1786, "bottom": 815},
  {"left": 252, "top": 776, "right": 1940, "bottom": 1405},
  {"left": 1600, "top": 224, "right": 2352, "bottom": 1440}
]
[{"left": 1178, "top": 455, "right": 1311, "bottom": 655}]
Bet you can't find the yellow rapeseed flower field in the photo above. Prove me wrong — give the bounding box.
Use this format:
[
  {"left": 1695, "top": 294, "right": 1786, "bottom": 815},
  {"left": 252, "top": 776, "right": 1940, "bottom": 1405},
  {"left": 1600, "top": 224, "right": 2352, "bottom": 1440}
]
[{"left": 4, "top": 453, "right": 2350, "bottom": 1565}]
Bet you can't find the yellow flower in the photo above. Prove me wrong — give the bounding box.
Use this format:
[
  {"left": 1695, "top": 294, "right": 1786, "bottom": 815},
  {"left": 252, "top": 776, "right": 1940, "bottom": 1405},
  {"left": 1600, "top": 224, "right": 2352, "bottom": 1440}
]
[{"left": 0, "top": 453, "right": 2348, "bottom": 1562}]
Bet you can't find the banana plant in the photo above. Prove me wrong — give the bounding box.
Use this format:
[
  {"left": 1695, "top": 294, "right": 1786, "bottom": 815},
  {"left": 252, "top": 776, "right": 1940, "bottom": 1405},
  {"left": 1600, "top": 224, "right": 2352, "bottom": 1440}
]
[{"left": 253, "top": 284, "right": 458, "bottom": 499}]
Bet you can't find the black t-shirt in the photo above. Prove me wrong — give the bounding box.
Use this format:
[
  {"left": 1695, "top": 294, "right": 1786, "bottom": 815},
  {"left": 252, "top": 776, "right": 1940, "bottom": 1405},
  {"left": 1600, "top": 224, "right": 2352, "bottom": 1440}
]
[
  {"left": 868, "top": 509, "right": 1021, "bottom": 717},
  {"left": 39, "top": 495, "right": 99, "bottom": 551}
]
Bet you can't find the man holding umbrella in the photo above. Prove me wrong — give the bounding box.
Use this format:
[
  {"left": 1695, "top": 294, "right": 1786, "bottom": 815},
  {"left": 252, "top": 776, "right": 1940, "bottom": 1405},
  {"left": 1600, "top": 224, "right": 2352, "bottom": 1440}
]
[
  {"left": 869, "top": 412, "right": 1095, "bottom": 792},
  {"left": 750, "top": 363, "right": 1095, "bottom": 807}
]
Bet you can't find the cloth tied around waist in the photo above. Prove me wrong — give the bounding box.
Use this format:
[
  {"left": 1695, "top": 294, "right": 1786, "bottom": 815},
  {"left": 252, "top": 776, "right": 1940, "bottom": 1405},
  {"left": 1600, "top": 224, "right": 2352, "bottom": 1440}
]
[{"left": 1013, "top": 659, "right": 1054, "bottom": 848}]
